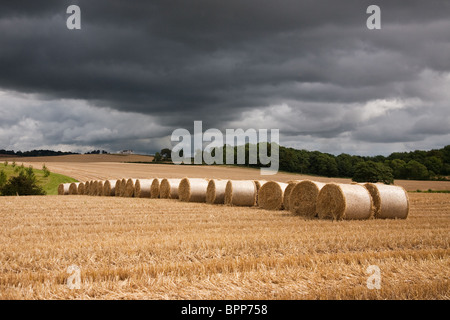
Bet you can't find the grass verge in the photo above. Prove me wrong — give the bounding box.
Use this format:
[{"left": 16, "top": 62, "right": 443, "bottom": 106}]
[{"left": 0, "top": 162, "right": 77, "bottom": 195}]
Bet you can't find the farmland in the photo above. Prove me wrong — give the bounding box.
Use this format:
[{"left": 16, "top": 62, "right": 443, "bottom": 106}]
[
  {"left": 0, "top": 155, "right": 449, "bottom": 299},
  {"left": 3, "top": 154, "right": 450, "bottom": 192}
]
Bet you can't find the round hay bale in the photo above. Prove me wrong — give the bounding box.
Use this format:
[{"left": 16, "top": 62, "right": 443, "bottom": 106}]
[
  {"left": 86, "top": 181, "right": 93, "bottom": 196},
  {"left": 224, "top": 180, "right": 257, "bottom": 207},
  {"left": 135, "top": 179, "right": 154, "bottom": 198},
  {"left": 258, "top": 181, "right": 289, "bottom": 210},
  {"left": 317, "top": 183, "right": 373, "bottom": 220},
  {"left": 119, "top": 178, "right": 127, "bottom": 197},
  {"left": 58, "top": 183, "right": 71, "bottom": 195},
  {"left": 289, "top": 180, "right": 326, "bottom": 218},
  {"left": 97, "top": 181, "right": 104, "bottom": 196},
  {"left": 124, "top": 179, "right": 137, "bottom": 197},
  {"left": 102, "top": 180, "right": 116, "bottom": 196},
  {"left": 206, "top": 179, "right": 228, "bottom": 204},
  {"left": 254, "top": 180, "right": 268, "bottom": 205},
  {"left": 254, "top": 180, "right": 268, "bottom": 191},
  {"left": 178, "top": 178, "right": 209, "bottom": 202},
  {"left": 77, "top": 182, "right": 85, "bottom": 195},
  {"left": 90, "top": 181, "right": 99, "bottom": 196},
  {"left": 114, "top": 179, "right": 122, "bottom": 197},
  {"left": 83, "top": 181, "right": 90, "bottom": 195},
  {"left": 160, "top": 178, "right": 182, "bottom": 199},
  {"left": 68, "top": 182, "right": 80, "bottom": 195},
  {"left": 364, "top": 183, "right": 409, "bottom": 219},
  {"left": 150, "top": 179, "right": 161, "bottom": 198},
  {"left": 283, "top": 180, "right": 303, "bottom": 210},
  {"left": 91, "top": 181, "right": 96, "bottom": 195}
]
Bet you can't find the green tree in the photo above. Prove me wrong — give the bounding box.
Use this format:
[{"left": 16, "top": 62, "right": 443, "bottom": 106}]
[
  {"left": 312, "top": 153, "right": 338, "bottom": 177},
  {"left": 388, "top": 159, "right": 407, "bottom": 179},
  {"left": 442, "top": 163, "right": 450, "bottom": 176},
  {"left": 0, "top": 170, "right": 6, "bottom": 189},
  {"left": 405, "top": 160, "right": 429, "bottom": 180},
  {"left": 296, "top": 150, "right": 310, "bottom": 174},
  {"left": 160, "top": 148, "right": 172, "bottom": 161},
  {"left": 0, "top": 170, "right": 45, "bottom": 196},
  {"left": 25, "top": 166, "right": 34, "bottom": 179},
  {"left": 336, "top": 153, "right": 354, "bottom": 177},
  {"left": 153, "top": 152, "right": 162, "bottom": 162},
  {"left": 423, "top": 156, "right": 443, "bottom": 175},
  {"left": 42, "top": 164, "right": 51, "bottom": 177},
  {"left": 352, "top": 161, "right": 394, "bottom": 184},
  {"left": 442, "top": 145, "right": 450, "bottom": 163},
  {"left": 279, "top": 148, "right": 300, "bottom": 172},
  {"left": 14, "top": 163, "right": 25, "bottom": 173}
]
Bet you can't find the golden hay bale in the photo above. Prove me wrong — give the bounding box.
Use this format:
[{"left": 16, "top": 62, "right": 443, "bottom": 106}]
[
  {"left": 224, "top": 180, "right": 257, "bottom": 207},
  {"left": 206, "top": 179, "right": 228, "bottom": 204},
  {"left": 258, "top": 181, "right": 289, "bottom": 210},
  {"left": 119, "top": 178, "right": 127, "bottom": 197},
  {"left": 135, "top": 179, "right": 154, "bottom": 198},
  {"left": 254, "top": 180, "right": 268, "bottom": 191},
  {"left": 289, "top": 180, "right": 326, "bottom": 218},
  {"left": 68, "top": 182, "right": 80, "bottom": 195},
  {"left": 90, "top": 181, "right": 99, "bottom": 196},
  {"left": 114, "top": 179, "right": 122, "bottom": 197},
  {"left": 97, "top": 181, "right": 104, "bottom": 196},
  {"left": 83, "top": 181, "right": 90, "bottom": 195},
  {"left": 86, "top": 181, "right": 93, "bottom": 196},
  {"left": 254, "top": 180, "right": 268, "bottom": 205},
  {"left": 88, "top": 181, "right": 95, "bottom": 196},
  {"left": 160, "top": 178, "right": 182, "bottom": 199},
  {"left": 150, "top": 179, "right": 161, "bottom": 198},
  {"left": 283, "top": 180, "right": 303, "bottom": 210},
  {"left": 89, "top": 181, "right": 95, "bottom": 195},
  {"left": 317, "top": 183, "right": 373, "bottom": 220},
  {"left": 77, "top": 182, "right": 85, "bottom": 195},
  {"left": 124, "top": 179, "right": 137, "bottom": 197},
  {"left": 83, "top": 181, "right": 88, "bottom": 195},
  {"left": 92, "top": 180, "right": 98, "bottom": 195},
  {"left": 178, "top": 178, "right": 209, "bottom": 202},
  {"left": 364, "top": 183, "right": 409, "bottom": 219},
  {"left": 58, "top": 183, "right": 71, "bottom": 195},
  {"left": 102, "top": 180, "right": 116, "bottom": 196}
]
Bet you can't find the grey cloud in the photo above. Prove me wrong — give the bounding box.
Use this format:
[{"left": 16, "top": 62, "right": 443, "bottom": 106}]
[{"left": 0, "top": 1, "right": 449, "bottom": 155}]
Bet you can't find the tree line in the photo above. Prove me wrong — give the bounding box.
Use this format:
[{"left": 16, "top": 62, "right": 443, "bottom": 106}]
[
  {"left": 0, "top": 149, "right": 110, "bottom": 156},
  {"left": 275, "top": 144, "right": 450, "bottom": 181},
  {"left": 0, "top": 149, "right": 78, "bottom": 157},
  {"left": 159, "top": 144, "right": 450, "bottom": 183}
]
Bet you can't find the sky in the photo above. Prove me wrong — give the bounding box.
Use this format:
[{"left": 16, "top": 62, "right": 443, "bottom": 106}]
[{"left": 0, "top": 0, "right": 449, "bottom": 156}]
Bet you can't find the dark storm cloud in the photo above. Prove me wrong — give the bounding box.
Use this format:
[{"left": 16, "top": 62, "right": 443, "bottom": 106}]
[{"left": 0, "top": 0, "right": 449, "bottom": 154}]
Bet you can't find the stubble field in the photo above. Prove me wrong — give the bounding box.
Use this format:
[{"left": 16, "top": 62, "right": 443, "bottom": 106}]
[{"left": 0, "top": 155, "right": 449, "bottom": 299}]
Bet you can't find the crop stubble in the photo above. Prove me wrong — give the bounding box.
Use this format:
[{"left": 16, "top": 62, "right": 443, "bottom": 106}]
[{"left": 0, "top": 193, "right": 448, "bottom": 299}]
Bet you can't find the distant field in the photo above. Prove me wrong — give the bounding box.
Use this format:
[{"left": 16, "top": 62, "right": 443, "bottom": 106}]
[
  {"left": 2, "top": 154, "right": 448, "bottom": 192},
  {"left": 0, "top": 193, "right": 448, "bottom": 299}
]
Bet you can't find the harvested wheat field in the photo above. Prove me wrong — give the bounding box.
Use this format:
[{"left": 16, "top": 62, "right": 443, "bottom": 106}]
[{"left": 0, "top": 193, "right": 449, "bottom": 299}]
